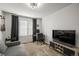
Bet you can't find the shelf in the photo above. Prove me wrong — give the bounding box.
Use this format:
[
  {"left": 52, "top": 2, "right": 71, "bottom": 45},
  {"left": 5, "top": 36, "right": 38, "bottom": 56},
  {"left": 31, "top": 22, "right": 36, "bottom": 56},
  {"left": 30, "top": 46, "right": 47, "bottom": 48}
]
[{"left": 50, "top": 41, "right": 77, "bottom": 56}]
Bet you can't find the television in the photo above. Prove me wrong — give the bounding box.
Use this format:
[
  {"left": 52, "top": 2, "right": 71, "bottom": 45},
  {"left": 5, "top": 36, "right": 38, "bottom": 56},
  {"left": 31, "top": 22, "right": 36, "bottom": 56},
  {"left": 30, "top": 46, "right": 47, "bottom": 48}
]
[{"left": 53, "top": 30, "right": 76, "bottom": 46}]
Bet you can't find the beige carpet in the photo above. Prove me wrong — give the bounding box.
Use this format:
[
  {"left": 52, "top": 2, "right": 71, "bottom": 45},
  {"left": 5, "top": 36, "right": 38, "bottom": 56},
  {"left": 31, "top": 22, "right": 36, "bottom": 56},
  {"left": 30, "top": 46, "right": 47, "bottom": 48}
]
[{"left": 23, "top": 42, "right": 62, "bottom": 56}]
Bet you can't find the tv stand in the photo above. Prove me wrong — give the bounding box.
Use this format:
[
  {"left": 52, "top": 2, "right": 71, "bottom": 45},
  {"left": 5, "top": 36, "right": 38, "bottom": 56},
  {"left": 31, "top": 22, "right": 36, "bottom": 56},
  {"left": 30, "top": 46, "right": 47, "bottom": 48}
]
[{"left": 49, "top": 41, "right": 79, "bottom": 56}]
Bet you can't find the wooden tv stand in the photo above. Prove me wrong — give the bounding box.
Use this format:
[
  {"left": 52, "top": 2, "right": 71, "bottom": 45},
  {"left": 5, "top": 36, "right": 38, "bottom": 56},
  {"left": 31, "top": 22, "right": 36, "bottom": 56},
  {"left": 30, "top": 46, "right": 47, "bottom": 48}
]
[{"left": 49, "top": 41, "right": 79, "bottom": 56}]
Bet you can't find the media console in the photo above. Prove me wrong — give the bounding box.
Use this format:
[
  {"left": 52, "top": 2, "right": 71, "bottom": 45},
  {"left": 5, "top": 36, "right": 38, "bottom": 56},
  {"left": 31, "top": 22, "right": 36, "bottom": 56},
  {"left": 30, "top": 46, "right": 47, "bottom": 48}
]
[{"left": 49, "top": 41, "right": 79, "bottom": 56}]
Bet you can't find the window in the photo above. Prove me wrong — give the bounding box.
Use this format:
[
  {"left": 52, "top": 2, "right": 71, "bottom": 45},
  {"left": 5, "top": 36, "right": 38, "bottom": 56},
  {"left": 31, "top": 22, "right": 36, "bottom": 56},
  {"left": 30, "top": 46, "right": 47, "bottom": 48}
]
[{"left": 19, "top": 20, "right": 27, "bottom": 36}]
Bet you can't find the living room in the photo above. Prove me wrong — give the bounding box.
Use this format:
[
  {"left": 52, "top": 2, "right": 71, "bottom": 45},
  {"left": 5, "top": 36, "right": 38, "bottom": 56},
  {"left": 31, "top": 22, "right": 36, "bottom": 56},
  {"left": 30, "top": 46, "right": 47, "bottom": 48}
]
[{"left": 0, "top": 3, "right": 79, "bottom": 56}]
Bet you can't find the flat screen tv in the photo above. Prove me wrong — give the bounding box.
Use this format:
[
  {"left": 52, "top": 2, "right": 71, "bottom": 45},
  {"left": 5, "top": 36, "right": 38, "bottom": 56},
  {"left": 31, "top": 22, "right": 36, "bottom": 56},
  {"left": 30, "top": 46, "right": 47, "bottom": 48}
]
[{"left": 53, "top": 30, "right": 76, "bottom": 46}]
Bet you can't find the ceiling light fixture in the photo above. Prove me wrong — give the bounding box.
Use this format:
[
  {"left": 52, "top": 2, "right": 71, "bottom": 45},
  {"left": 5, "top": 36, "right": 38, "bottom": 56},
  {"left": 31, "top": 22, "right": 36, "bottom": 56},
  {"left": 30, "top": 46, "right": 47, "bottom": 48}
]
[{"left": 26, "top": 3, "right": 41, "bottom": 9}]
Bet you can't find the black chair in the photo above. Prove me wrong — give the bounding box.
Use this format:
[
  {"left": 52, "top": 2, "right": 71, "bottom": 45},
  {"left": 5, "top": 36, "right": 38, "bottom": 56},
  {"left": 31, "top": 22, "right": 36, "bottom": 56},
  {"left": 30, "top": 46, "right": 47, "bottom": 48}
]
[{"left": 37, "top": 33, "right": 45, "bottom": 44}]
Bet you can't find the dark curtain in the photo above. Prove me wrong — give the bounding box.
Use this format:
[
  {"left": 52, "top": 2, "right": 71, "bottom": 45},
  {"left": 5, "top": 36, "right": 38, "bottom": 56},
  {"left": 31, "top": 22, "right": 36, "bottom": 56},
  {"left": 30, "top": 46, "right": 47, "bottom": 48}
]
[
  {"left": 11, "top": 15, "right": 19, "bottom": 41},
  {"left": 33, "top": 18, "right": 37, "bottom": 42}
]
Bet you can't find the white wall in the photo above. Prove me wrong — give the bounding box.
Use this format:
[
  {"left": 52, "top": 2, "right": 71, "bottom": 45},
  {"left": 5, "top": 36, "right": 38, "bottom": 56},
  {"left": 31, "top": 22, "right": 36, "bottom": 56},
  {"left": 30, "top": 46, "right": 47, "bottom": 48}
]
[
  {"left": 42, "top": 4, "right": 79, "bottom": 47},
  {"left": 0, "top": 11, "right": 3, "bottom": 40},
  {"left": 0, "top": 11, "right": 7, "bottom": 53},
  {"left": 0, "top": 11, "right": 6, "bottom": 42},
  {"left": 0, "top": 11, "right": 2, "bottom": 30},
  {"left": 3, "top": 12, "right": 12, "bottom": 39}
]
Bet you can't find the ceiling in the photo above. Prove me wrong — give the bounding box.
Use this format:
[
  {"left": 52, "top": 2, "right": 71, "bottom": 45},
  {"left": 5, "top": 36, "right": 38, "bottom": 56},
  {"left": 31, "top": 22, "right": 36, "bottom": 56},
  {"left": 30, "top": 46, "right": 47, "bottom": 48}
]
[{"left": 0, "top": 3, "right": 71, "bottom": 18}]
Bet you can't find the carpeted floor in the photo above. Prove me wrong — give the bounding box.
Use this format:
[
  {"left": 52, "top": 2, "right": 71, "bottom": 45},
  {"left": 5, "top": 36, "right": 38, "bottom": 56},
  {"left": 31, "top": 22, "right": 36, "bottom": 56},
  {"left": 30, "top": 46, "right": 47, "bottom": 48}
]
[{"left": 23, "top": 42, "right": 62, "bottom": 56}]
